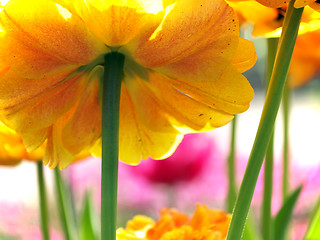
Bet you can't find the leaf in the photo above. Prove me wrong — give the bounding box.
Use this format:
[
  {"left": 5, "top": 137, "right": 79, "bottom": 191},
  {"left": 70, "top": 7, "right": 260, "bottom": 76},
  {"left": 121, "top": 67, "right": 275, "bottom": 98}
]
[
  {"left": 304, "top": 197, "right": 320, "bottom": 239},
  {"left": 242, "top": 211, "right": 262, "bottom": 240},
  {"left": 273, "top": 185, "right": 303, "bottom": 240},
  {"left": 79, "top": 193, "right": 100, "bottom": 240}
]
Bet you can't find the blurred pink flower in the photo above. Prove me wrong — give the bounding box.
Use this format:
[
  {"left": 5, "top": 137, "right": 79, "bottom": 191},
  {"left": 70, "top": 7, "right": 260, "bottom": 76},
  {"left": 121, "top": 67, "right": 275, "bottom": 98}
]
[{"left": 0, "top": 202, "right": 63, "bottom": 240}]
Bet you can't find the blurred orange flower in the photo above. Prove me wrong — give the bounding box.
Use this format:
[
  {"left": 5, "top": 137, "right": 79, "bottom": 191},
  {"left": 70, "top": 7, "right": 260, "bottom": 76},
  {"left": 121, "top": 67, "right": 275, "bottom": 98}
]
[
  {"left": 228, "top": 0, "right": 320, "bottom": 37},
  {"left": 241, "top": 0, "right": 320, "bottom": 11},
  {"left": 289, "top": 29, "right": 320, "bottom": 87},
  {"left": 0, "top": 0, "right": 256, "bottom": 169},
  {"left": 116, "top": 204, "right": 231, "bottom": 240},
  {"left": 0, "top": 121, "right": 43, "bottom": 165}
]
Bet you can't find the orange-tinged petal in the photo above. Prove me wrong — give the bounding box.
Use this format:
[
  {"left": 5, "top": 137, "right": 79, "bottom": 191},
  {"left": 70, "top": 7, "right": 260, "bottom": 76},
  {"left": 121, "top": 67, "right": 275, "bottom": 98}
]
[
  {"left": 62, "top": 66, "right": 102, "bottom": 154},
  {"left": 119, "top": 85, "right": 183, "bottom": 165},
  {"left": 295, "top": 0, "right": 314, "bottom": 8},
  {"left": 0, "top": 0, "right": 107, "bottom": 78},
  {"left": 231, "top": 38, "right": 257, "bottom": 73},
  {"left": 0, "top": 70, "right": 86, "bottom": 133},
  {"left": 124, "top": 66, "right": 179, "bottom": 133},
  {"left": 255, "top": 0, "right": 288, "bottom": 7},
  {"left": 138, "top": 72, "right": 235, "bottom": 132},
  {"left": 72, "top": 0, "right": 164, "bottom": 46},
  {"left": 128, "top": 0, "right": 239, "bottom": 68},
  {"left": 44, "top": 125, "right": 73, "bottom": 169},
  {"left": 21, "top": 128, "right": 48, "bottom": 152},
  {"left": 160, "top": 65, "right": 254, "bottom": 115}
]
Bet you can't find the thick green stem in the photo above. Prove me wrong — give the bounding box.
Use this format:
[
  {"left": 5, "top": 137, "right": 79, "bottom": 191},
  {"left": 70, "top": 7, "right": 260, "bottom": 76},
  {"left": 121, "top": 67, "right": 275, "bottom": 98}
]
[
  {"left": 282, "top": 81, "right": 290, "bottom": 202},
  {"left": 101, "top": 52, "right": 125, "bottom": 240},
  {"left": 227, "top": 116, "right": 237, "bottom": 213},
  {"left": 226, "top": 3, "right": 303, "bottom": 240},
  {"left": 37, "top": 162, "right": 50, "bottom": 240},
  {"left": 261, "top": 37, "right": 278, "bottom": 240},
  {"left": 54, "top": 168, "right": 77, "bottom": 240}
]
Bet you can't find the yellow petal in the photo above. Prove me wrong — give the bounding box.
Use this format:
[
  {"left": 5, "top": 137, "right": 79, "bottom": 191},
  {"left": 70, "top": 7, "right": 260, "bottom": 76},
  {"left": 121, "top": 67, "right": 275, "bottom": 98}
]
[
  {"left": 44, "top": 125, "right": 73, "bottom": 169},
  {"left": 231, "top": 38, "right": 257, "bottom": 73},
  {"left": 128, "top": 0, "right": 239, "bottom": 68},
  {"left": 158, "top": 65, "right": 254, "bottom": 115},
  {"left": 0, "top": 0, "right": 107, "bottom": 78},
  {"left": 72, "top": 0, "right": 164, "bottom": 46},
  {"left": 123, "top": 66, "right": 179, "bottom": 133},
  {"left": 0, "top": 70, "right": 87, "bottom": 133},
  {"left": 137, "top": 72, "right": 235, "bottom": 132},
  {"left": 62, "top": 66, "right": 102, "bottom": 154},
  {"left": 119, "top": 85, "right": 183, "bottom": 165}
]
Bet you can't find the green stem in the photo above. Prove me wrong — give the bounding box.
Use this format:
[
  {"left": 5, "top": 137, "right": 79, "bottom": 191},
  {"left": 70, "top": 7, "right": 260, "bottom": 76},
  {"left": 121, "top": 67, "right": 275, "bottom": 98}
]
[
  {"left": 227, "top": 116, "right": 237, "bottom": 213},
  {"left": 54, "top": 168, "right": 78, "bottom": 240},
  {"left": 282, "top": 81, "right": 290, "bottom": 202},
  {"left": 261, "top": 37, "right": 278, "bottom": 240},
  {"left": 101, "top": 52, "right": 125, "bottom": 240},
  {"left": 37, "top": 161, "right": 50, "bottom": 240},
  {"left": 226, "top": 3, "right": 303, "bottom": 240}
]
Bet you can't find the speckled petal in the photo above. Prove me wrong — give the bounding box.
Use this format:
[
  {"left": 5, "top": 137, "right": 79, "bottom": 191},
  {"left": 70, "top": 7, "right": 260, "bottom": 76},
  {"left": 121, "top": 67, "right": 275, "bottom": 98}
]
[
  {"left": 231, "top": 38, "right": 257, "bottom": 73},
  {"left": 162, "top": 64, "right": 254, "bottom": 114},
  {"left": 0, "top": 0, "right": 107, "bottom": 78},
  {"left": 128, "top": 0, "right": 239, "bottom": 69}
]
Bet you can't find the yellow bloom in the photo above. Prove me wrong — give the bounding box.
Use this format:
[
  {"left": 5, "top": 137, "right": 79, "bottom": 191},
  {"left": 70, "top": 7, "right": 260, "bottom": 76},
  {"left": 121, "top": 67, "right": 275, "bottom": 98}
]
[
  {"left": 0, "top": 121, "right": 44, "bottom": 165},
  {"left": 117, "top": 205, "right": 231, "bottom": 240},
  {"left": 0, "top": 0, "right": 256, "bottom": 169},
  {"left": 228, "top": 1, "right": 320, "bottom": 37}
]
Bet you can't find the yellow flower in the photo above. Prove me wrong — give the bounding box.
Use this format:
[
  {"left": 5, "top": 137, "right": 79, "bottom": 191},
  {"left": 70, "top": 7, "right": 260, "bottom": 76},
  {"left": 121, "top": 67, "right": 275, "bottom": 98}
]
[
  {"left": 228, "top": 1, "right": 320, "bottom": 37},
  {"left": 0, "top": 0, "right": 256, "bottom": 169},
  {"left": 117, "top": 205, "right": 231, "bottom": 240},
  {"left": 0, "top": 121, "right": 44, "bottom": 165}
]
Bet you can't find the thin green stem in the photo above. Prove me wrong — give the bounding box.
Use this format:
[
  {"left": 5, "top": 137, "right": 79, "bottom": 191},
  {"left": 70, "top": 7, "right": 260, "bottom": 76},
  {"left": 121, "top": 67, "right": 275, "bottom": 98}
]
[
  {"left": 54, "top": 168, "right": 78, "bottom": 240},
  {"left": 37, "top": 162, "right": 50, "bottom": 240},
  {"left": 282, "top": 81, "right": 290, "bottom": 202},
  {"left": 227, "top": 116, "right": 237, "bottom": 213},
  {"left": 261, "top": 37, "right": 278, "bottom": 240},
  {"left": 101, "top": 52, "right": 125, "bottom": 240},
  {"left": 226, "top": 3, "right": 303, "bottom": 240}
]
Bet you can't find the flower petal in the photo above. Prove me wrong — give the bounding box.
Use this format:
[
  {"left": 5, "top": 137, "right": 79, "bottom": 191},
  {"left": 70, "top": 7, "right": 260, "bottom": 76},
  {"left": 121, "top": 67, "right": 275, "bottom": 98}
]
[
  {"left": 128, "top": 0, "right": 239, "bottom": 68},
  {"left": 156, "top": 65, "right": 254, "bottom": 115},
  {"left": 231, "top": 38, "right": 257, "bottom": 73},
  {"left": 255, "top": 0, "right": 287, "bottom": 8},
  {"left": 133, "top": 72, "right": 235, "bottom": 132},
  {"left": 0, "top": 0, "right": 107, "bottom": 78},
  {"left": 62, "top": 66, "right": 102, "bottom": 154},
  {"left": 44, "top": 125, "right": 73, "bottom": 169},
  {"left": 294, "top": 0, "right": 314, "bottom": 8},
  {"left": 72, "top": 0, "right": 164, "bottom": 46},
  {"left": 0, "top": 69, "right": 87, "bottom": 133},
  {"left": 119, "top": 85, "right": 183, "bottom": 165}
]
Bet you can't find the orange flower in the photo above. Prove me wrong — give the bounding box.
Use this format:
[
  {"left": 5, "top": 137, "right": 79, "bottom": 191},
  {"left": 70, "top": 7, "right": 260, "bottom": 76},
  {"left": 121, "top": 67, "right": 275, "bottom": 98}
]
[
  {"left": 228, "top": 0, "right": 320, "bottom": 37},
  {"left": 240, "top": 0, "right": 320, "bottom": 11},
  {"left": 0, "top": 0, "right": 256, "bottom": 169},
  {"left": 289, "top": 29, "right": 320, "bottom": 87},
  {"left": 116, "top": 205, "right": 231, "bottom": 240},
  {"left": 0, "top": 121, "right": 44, "bottom": 165}
]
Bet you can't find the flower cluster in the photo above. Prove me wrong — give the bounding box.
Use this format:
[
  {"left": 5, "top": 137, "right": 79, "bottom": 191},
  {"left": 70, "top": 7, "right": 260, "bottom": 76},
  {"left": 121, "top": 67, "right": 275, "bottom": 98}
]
[{"left": 116, "top": 204, "right": 231, "bottom": 240}]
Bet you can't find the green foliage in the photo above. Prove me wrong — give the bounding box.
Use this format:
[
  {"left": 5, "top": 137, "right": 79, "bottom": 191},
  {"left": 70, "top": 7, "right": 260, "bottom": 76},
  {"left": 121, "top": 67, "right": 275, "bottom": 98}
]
[
  {"left": 304, "top": 197, "right": 320, "bottom": 239},
  {"left": 273, "top": 186, "right": 303, "bottom": 240},
  {"left": 79, "top": 193, "right": 99, "bottom": 240}
]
